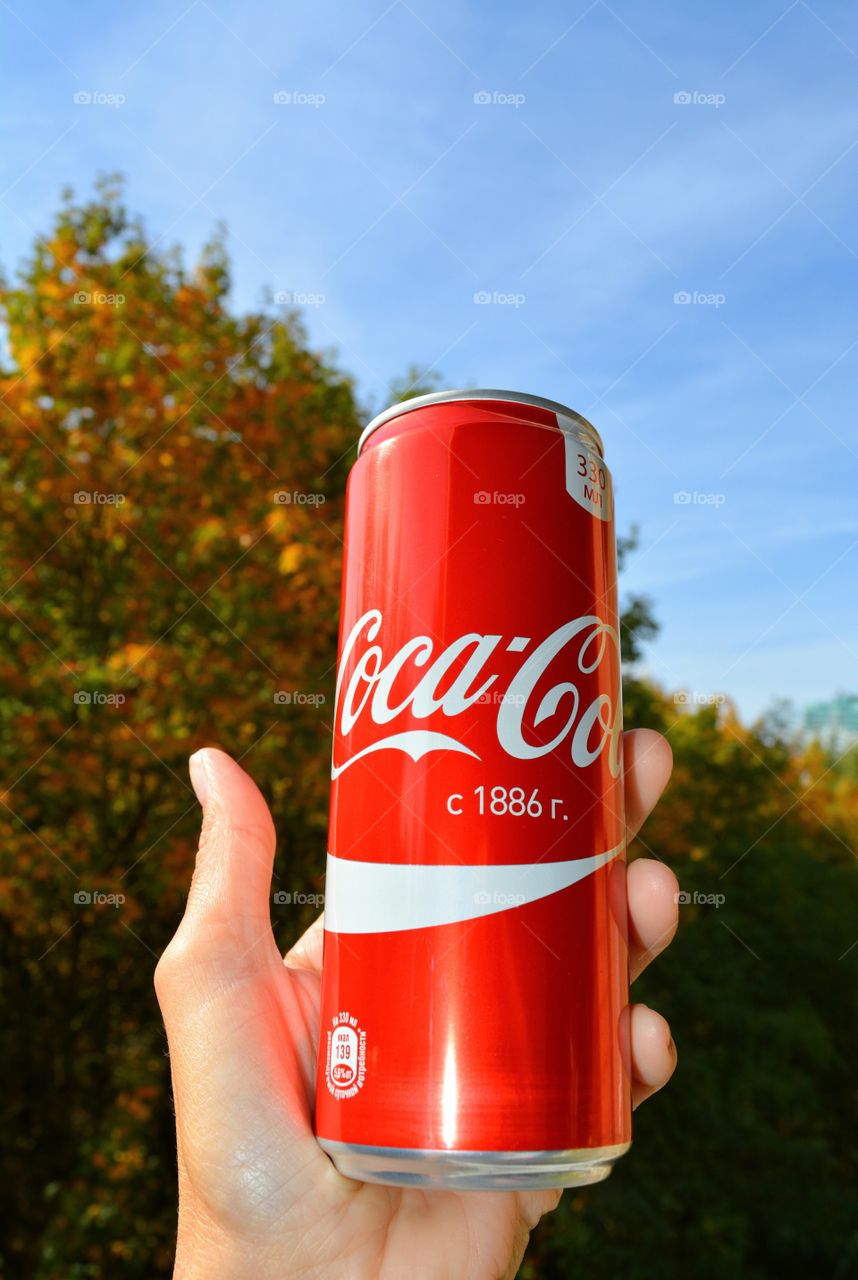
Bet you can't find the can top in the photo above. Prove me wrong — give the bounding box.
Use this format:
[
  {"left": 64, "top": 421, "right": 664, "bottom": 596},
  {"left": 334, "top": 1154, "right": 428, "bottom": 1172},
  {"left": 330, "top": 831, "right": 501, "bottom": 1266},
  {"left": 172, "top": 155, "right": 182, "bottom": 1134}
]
[{"left": 358, "top": 389, "right": 604, "bottom": 458}]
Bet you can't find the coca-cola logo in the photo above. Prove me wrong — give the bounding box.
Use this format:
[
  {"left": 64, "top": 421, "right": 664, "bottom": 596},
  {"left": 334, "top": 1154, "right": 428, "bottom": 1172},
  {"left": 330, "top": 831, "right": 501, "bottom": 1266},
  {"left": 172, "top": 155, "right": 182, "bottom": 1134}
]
[{"left": 332, "top": 610, "right": 621, "bottom": 779}]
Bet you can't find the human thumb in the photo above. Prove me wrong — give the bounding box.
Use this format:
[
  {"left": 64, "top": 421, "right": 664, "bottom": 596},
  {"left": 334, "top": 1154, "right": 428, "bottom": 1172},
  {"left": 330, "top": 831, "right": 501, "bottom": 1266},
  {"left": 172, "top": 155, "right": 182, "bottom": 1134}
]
[{"left": 158, "top": 748, "right": 282, "bottom": 992}]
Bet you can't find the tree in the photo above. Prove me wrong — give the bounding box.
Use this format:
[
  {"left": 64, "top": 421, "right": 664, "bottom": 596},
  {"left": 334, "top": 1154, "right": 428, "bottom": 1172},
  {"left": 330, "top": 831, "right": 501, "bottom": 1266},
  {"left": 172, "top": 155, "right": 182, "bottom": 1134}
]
[
  {"left": 0, "top": 176, "right": 361, "bottom": 1277},
  {"left": 524, "top": 694, "right": 858, "bottom": 1279},
  {"left": 385, "top": 363, "right": 444, "bottom": 405}
]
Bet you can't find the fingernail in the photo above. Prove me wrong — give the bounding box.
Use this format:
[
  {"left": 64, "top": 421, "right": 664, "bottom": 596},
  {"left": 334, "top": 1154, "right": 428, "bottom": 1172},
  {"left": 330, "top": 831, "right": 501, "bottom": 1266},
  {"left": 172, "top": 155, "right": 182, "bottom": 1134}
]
[{"left": 189, "top": 750, "right": 211, "bottom": 807}]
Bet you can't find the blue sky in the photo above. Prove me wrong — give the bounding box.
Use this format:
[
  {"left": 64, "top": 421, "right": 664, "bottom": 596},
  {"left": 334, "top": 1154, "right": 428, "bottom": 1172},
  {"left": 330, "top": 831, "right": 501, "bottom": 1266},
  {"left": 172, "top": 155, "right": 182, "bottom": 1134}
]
[{"left": 2, "top": 0, "right": 857, "bottom": 723}]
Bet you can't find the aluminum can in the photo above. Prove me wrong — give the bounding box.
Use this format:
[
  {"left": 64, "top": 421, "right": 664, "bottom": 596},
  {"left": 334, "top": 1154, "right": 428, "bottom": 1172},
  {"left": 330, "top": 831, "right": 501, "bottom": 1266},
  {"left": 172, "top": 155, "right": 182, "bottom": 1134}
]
[{"left": 315, "top": 389, "right": 628, "bottom": 1189}]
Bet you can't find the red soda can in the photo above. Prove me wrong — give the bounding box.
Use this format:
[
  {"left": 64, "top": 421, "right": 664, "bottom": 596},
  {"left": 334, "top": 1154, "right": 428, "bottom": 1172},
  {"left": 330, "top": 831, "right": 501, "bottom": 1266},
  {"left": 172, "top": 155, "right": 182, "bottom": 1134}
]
[{"left": 315, "top": 390, "right": 628, "bottom": 1189}]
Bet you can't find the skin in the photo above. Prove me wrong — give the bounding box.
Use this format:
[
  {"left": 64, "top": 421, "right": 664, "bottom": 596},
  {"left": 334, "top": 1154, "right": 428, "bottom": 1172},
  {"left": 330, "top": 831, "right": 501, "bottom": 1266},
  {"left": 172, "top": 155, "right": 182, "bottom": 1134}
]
[{"left": 155, "top": 729, "right": 678, "bottom": 1280}]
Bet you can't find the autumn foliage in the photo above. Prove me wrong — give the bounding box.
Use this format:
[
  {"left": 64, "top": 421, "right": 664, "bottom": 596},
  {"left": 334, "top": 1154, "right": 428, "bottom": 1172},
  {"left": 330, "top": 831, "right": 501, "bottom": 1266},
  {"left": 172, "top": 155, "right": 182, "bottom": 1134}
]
[
  {"left": 0, "top": 178, "right": 359, "bottom": 1275},
  {"left": 2, "top": 182, "right": 858, "bottom": 1278}
]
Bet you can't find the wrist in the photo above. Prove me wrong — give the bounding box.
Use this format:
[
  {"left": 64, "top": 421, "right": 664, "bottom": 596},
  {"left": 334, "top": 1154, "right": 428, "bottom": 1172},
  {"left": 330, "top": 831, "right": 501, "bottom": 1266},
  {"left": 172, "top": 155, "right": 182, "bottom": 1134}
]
[
  {"left": 174, "top": 1210, "right": 313, "bottom": 1280},
  {"left": 174, "top": 1214, "right": 263, "bottom": 1280}
]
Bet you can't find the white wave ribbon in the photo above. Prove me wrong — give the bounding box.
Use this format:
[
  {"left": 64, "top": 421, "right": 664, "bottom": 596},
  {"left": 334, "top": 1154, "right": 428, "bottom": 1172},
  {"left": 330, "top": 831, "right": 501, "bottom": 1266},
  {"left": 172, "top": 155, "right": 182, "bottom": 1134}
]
[
  {"left": 331, "top": 729, "right": 479, "bottom": 779},
  {"left": 324, "top": 842, "right": 624, "bottom": 934}
]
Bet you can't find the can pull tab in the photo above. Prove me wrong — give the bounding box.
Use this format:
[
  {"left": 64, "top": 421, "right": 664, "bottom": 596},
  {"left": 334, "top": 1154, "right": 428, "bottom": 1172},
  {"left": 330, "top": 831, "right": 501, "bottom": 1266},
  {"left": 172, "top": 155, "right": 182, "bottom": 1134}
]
[{"left": 562, "top": 432, "right": 613, "bottom": 522}]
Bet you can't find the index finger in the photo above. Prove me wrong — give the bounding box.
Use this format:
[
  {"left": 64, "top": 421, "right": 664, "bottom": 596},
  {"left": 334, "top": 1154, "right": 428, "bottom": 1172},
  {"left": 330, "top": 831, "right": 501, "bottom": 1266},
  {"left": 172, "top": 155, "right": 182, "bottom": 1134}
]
[{"left": 623, "top": 728, "right": 673, "bottom": 843}]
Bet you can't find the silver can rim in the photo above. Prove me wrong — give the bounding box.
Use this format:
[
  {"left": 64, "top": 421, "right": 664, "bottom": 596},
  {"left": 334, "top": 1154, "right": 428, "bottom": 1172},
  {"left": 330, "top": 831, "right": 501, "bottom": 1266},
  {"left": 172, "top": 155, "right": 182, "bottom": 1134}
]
[
  {"left": 358, "top": 388, "right": 604, "bottom": 458},
  {"left": 317, "top": 1136, "right": 629, "bottom": 1190}
]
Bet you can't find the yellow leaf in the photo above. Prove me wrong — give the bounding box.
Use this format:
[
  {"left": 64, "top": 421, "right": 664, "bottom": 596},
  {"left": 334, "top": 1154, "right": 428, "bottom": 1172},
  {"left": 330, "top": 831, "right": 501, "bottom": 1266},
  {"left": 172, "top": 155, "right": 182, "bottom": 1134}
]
[{"left": 279, "top": 544, "right": 304, "bottom": 574}]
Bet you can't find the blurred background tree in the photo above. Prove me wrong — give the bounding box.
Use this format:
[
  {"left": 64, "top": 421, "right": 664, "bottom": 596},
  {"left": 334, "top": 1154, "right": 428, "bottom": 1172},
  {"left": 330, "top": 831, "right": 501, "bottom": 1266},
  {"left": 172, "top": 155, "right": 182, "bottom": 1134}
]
[
  {"left": 385, "top": 362, "right": 444, "bottom": 403},
  {"left": 525, "top": 700, "right": 858, "bottom": 1279},
  {"left": 0, "top": 182, "right": 857, "bottom": 1279},
  {"left": 0, "top": 177, "right": 360, "bottom": 1276}
]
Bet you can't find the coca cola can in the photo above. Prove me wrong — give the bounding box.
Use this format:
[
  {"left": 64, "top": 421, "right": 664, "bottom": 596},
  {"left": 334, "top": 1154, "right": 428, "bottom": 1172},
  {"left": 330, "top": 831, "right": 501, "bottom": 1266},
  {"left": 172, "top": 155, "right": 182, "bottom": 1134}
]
[{"left": 315, "top": 389, "right": 628, "bottom": 1189}]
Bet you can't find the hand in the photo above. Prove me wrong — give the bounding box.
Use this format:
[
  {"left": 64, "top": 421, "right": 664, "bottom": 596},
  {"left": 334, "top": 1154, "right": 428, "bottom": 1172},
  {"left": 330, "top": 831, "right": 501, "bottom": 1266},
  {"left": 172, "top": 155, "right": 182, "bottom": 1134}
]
[{"left": 155, "top": 730, "right": 678, "bottom": 1280}]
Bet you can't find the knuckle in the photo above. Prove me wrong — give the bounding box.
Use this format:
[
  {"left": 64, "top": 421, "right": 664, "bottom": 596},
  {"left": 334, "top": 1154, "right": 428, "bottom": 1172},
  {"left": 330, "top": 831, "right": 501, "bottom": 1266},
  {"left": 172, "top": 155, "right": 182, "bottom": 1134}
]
[
  {"left": 154, "top": 926, "right": 198, "bottom": 997},
  {"left": 155, "top": 915, "right": 270, "bottom": 1007}
]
